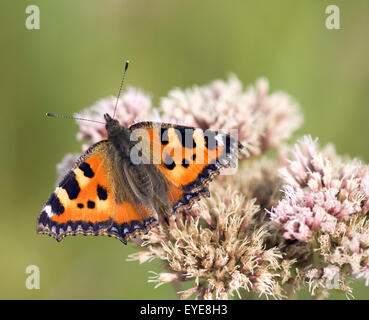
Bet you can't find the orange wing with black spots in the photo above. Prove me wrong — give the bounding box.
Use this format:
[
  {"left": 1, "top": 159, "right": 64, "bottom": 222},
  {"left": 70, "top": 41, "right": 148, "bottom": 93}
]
[
  {"left": 129, "top": 122, "right": 242, "bottom": 212},
  {"left": 38, "top": 118, "right": 242, "bottom": 245},
  {"left": 37, "top": 141, "right": 155, "bottom": 244}
]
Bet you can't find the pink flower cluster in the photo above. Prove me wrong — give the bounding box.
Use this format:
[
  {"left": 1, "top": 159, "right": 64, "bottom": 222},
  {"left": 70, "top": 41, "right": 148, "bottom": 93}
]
[
  {"left": 72, "top": 75, "right": 302, "bottom": 160},
  {"left": 270, "top": 136, "right": 369, "bottom": 242},
  {"left": 74, "top": 87, "right": 158, "bottom": 151},
  {"left": 161, "top": 75, "right": 302, "bottom": 157}
]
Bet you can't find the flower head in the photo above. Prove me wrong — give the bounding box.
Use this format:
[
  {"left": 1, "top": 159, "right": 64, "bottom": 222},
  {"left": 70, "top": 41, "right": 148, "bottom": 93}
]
[
  {"left": 269, "top": 136, "right": 369, "bottom": 297},
  {"left": 270, "top": 135, "right": 369, "bottom": 242},
  {"left": 129, "top": 185, "right": 288, "bottom": 300},
  {"left": 75, "top": 87, "right": 157, "bottom": 150},
  {"left": 161, "top": 75, "right": 302, "bottom": 157}
]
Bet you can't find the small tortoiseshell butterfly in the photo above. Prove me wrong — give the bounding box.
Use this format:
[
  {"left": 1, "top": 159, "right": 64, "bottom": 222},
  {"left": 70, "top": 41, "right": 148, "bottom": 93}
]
[{"left": 37, "top": 63, "right": 243, "bottom": 244}]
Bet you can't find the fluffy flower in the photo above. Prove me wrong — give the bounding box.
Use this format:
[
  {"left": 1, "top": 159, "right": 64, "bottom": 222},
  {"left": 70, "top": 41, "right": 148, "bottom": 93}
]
[
  {"left": 161, "top": 75, "right": 302, "bottom": 157},
  {"left": 231, "top": 158, "right": 283, "bottom": 211},
  {"left": 317, "top": 217, "right": 369, "bottom": 288},
  {"left": 75, "top": 87, "right": 158, "bottom": 150},
  {"left": 129, "top": 185, "right": 288, "bottom": 300},
  {"left": 306, "top": 265, "right": 352, "bottom": 298},
  {"left": 70, "top": 75, "right": 300, "bottom": 158},
  {"left": 147, "top": 272, "right": 180, "bottom": 289},
  {"left": 270, "top": 135, "right": 369, "bottom": 242},
  {"left": 268, "top": 136, "right": 369, "bottom": 297}
]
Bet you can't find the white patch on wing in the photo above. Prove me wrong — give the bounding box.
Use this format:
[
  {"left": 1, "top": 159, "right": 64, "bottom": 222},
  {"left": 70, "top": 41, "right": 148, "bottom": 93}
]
[
  {"left": 44, "top": 205, "right": 53, "bottom": 217},
  {"left": 215, "top": 134, "right": 224, "bottom": 146}
]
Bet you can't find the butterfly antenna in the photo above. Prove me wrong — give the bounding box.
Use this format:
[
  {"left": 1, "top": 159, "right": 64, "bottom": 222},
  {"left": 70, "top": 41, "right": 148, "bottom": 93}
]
[
  {"left": 46, "top": 113, "right": 105, "bottom": 124},
  {"left": 112, "top": 60, "right": 130, "bottom": 120}
]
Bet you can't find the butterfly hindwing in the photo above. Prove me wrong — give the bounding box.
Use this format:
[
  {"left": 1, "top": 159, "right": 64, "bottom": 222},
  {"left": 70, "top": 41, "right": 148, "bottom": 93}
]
[{"left": 105, "top": 202, "right": 156, "bottom": 242}]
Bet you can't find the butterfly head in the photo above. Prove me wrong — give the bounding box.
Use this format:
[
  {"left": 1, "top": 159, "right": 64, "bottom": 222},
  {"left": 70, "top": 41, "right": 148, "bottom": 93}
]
[{"left": 104, "top": 113, "right": 124, "bottom": 137}]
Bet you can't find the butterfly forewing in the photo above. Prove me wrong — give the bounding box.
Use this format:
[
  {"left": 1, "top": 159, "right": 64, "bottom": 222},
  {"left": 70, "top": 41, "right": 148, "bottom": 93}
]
[
  {"left": 129, "top": 122, "right": 242, "bottom": 211},
  {"left": 37, "top": 141, "right": 155, "bottom": 243}
]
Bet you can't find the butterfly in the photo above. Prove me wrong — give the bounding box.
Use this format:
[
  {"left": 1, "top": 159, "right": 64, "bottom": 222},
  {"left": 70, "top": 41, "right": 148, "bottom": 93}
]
[{"left": 37, "top": 112, "right": 242, "bottom": 244}]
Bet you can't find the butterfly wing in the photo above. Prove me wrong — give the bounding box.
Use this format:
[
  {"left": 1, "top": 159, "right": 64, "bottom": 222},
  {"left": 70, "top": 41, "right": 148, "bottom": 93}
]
[
  {"left": 37, "top": 140, "right": 155, "bottom": 244},
  {"left": 129, "top": 122, "right": 242, "bottom": 212},
  {"left": 38, "top": 121, "right": 242, "bottom": 244}
]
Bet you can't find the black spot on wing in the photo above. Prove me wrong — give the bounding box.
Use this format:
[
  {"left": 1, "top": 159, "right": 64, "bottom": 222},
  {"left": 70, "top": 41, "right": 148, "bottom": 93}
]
[
  {"left": 164, "top": 154, "right": 176, "bottom": 170},
  {"left": 77, "top": 203, "right": 84, "bottom": 209},
  {"left": 97, "top": 185, "right": 108, "bottom": 200},
  {"left": 79, "top": 162, "right": 94, "bottom": 178},
  {"left": 47, "top": 193, "right": 65, "bottom": 215},
  {"left": 204, "top": 130, "right": 217, "bottom": 150},
  {"left": 175, "top": 128, "right": 196, "bottom": 149},
  {"left": 59, "top": 171, "right": 80, "bottom": 200},
  {"left": 38, "top": 210, "right": 50, "bottom": 225},
  {"left": 205, "top": 131, "right": 236, "bottom": 156},
  {"left": 160, "top": 128, "right": 169, "bottom": 145},
  {"left": 87, "top": 201, "right": 95, "bottom": 209},
  {"left": 182, "top": 158, "right": 190, "bottom": 168},
  {"left": 225, "top": 135, "right": 232, "bottom": 155}
]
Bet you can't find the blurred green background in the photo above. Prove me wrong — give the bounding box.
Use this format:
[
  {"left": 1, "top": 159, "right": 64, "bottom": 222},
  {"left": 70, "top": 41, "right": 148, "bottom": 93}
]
[{"left": 0, "top": 0, "right": 368, "bottom": 299}]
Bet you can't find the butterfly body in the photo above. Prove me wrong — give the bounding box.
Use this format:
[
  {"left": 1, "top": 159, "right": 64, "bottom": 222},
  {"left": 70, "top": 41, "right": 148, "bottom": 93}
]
[{"left": 37, "top": 113, "right": 242, "bottom": 244}]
